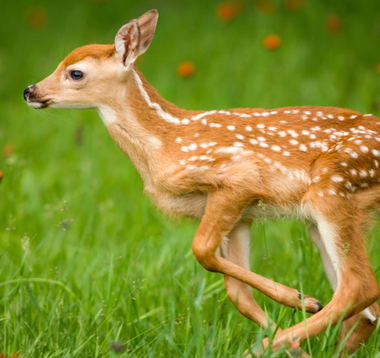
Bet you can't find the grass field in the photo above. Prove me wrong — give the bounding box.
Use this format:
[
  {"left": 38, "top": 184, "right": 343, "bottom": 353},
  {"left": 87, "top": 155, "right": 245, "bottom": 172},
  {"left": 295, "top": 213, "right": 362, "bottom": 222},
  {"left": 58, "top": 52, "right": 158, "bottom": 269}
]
[{"left": 1, "top": 0, "right": 380, "bottom": 357}]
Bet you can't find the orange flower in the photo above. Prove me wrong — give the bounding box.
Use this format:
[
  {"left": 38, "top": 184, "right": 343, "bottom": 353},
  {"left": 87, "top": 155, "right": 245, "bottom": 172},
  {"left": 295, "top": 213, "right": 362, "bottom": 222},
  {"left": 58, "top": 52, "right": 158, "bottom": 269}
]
[
  {"left": 262, "top": 34, "right": 281, "bottom": 50},
  {"left": 26, "top": 6, "right": 47, "bottom": 29},
  {"left": 176, "top": 61, "right": 195, "bottom": 78},
  {"left": 217, "top": 1, "right": 245, "bottom": 23},
  {"left": 327, "top": 14, "right": 342, "bottom": 35},
  {"left": 217, "top": 3, "right": 236, "bottom": 22},
  {"left": 284, "top": 0, "right": 303, "bottom": 11},
  {"left": 2, "top": 144, "right": 15, "bottom": 158},
  {"left": 255, "top": 0, "right": 275, "bottom": 15}
]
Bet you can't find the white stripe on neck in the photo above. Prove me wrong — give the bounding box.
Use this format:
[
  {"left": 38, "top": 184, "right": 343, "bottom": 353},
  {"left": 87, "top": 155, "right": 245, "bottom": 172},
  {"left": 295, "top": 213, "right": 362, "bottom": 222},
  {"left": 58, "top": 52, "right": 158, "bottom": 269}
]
[
  {"left": 132, "top": 70, "right": 258, "bottom": 124},
  {"left": 133, "top": 70, "right": 181, "bottom": 125}
]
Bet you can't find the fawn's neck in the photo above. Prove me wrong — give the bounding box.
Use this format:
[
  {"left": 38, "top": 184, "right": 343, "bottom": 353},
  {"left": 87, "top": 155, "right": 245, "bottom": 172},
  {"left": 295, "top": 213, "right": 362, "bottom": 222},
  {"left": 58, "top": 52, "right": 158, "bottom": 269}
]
[{"left": 97, "top": 65, "right": 195, "bottom": 186}]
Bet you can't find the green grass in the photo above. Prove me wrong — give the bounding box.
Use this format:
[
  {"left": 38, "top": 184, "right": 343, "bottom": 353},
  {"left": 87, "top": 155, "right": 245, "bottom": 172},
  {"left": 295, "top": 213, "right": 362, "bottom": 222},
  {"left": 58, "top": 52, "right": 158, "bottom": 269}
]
[{"left": 1, "top": 0, "right": 380, "bottom": 357}]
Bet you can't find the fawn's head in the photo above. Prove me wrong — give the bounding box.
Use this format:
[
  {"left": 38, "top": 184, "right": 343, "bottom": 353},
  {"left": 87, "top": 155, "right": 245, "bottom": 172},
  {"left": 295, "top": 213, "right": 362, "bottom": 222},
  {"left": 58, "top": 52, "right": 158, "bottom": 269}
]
[{"left": 24, "top": 9, "right": 158, "bottom": 110}]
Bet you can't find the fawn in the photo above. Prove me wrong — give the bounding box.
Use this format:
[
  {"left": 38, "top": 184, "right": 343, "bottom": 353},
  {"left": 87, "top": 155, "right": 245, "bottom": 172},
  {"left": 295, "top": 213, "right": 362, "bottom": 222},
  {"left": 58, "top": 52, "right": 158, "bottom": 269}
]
[{"left": 24, "top": 9, "right": 380, "bottom": 357}]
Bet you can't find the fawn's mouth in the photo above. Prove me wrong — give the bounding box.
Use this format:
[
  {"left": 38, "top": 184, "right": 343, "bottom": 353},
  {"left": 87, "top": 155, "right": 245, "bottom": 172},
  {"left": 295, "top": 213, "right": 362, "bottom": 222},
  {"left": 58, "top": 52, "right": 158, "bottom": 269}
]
[
  {"left": 27, "top": 99, "right": 52, "bottom": 109},
  {"left": 24, "top": 85, "right": 52, "bottom": 109}
]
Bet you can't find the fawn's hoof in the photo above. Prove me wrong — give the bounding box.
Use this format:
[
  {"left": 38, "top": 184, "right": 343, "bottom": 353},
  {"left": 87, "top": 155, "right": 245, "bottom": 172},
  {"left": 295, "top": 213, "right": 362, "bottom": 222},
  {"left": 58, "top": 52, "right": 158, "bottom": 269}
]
[{"left": 297, "top": 291, "right": 323, "bottom": 314}]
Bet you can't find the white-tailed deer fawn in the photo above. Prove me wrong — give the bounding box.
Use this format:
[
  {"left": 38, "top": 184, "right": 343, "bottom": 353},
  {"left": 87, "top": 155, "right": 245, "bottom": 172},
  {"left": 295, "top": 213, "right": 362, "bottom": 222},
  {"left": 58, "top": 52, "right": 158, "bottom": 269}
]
[{"left": 24, "top": 9, "right": 380, "bottom": 357}]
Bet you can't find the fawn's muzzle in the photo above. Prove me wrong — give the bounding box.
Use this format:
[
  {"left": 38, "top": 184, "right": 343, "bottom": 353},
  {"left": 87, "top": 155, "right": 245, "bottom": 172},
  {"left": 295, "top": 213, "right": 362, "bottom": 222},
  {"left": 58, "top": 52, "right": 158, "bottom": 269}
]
[{"left": 23, "top": 85, "right": 35, "bottom": 101}]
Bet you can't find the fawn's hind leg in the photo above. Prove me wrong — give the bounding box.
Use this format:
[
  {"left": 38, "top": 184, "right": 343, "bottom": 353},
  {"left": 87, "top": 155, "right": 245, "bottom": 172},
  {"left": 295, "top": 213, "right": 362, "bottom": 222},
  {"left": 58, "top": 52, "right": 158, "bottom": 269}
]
[
  {"left": 308, "top": 223, "right": 338, "bottom": 290},
  {"left": 338, "top": 303, "right": 379, "bottom": 356},
  {"left": 258, "top": 192, "right": 380, "bottom": 354},
  {"left": 309, "top": 222, "right": 379, "bottom": 355}
]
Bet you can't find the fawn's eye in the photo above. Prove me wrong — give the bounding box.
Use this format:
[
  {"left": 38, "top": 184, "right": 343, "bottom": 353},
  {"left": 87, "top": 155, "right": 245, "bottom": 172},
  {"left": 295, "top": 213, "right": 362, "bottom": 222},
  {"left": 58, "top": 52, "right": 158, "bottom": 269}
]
[{"left": 70, "top": 70, "right": 84, "bottom": 80}]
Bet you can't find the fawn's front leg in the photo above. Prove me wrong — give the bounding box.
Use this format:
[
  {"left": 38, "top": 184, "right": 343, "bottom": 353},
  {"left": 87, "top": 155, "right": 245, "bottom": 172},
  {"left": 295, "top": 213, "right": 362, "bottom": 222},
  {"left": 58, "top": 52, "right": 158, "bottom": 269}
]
[
  {"left": 220, "top": 221, "right": 272, "bottom": 328},
  {"left": 192, "top": 190, "right": 322, "bottom": 317},
  {"left": 220, "top": 221, "right": 311, "bottom": 358}
]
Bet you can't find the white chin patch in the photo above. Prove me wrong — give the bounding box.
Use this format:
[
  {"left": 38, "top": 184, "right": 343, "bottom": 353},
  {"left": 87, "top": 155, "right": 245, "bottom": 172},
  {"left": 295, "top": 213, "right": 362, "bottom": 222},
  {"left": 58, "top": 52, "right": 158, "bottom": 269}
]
[{"left": 27, "top": 101, "right": 44, "bottom": 109}]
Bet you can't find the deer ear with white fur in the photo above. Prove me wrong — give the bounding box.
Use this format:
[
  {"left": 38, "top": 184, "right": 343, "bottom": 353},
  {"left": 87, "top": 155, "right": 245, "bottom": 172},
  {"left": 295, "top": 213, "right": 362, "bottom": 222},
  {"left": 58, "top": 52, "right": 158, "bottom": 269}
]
[
  {"left": 114, "top": 10, "right": 158, "bottom": 71},
  {"left": 115, "top": 19, "right": 140, "bottom": 70}
]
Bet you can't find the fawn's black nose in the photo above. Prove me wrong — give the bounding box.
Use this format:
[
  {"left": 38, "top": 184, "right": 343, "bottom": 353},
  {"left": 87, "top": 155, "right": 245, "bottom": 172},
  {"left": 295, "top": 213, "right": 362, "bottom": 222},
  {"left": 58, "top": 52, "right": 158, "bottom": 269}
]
[{"left": 23, "top": 85, "right": 35, "bottom": 101}]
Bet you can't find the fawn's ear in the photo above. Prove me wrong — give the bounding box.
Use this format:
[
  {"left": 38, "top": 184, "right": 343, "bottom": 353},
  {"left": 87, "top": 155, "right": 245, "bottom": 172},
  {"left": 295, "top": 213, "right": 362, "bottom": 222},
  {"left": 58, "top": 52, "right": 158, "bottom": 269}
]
[
  {"left": 115, "top": 10, "right": 158, "bottom": 71},
  {"left": 115, "top": 19, "right": 140, "bottom": 70},
  {"left": 137, "top": 9, "right": 159, "bottom": 56}
]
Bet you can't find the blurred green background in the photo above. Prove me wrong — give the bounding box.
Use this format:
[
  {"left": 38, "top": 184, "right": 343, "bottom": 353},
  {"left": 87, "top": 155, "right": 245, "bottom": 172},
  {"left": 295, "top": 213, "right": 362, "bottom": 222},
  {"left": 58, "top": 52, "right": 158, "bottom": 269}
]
[{"left": 1, "top": 0, "right": 380, "bottom": 357}]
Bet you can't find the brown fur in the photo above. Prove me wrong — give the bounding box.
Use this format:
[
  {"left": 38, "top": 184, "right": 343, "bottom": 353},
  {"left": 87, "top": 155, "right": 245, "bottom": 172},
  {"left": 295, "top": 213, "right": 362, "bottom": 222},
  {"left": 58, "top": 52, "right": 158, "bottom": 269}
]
[
  {"left": 25, "top": 10, "right": 380, "bottom": 357},
  {"left": 61, "top": 44, "right": 115, "bottom": 67}
]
